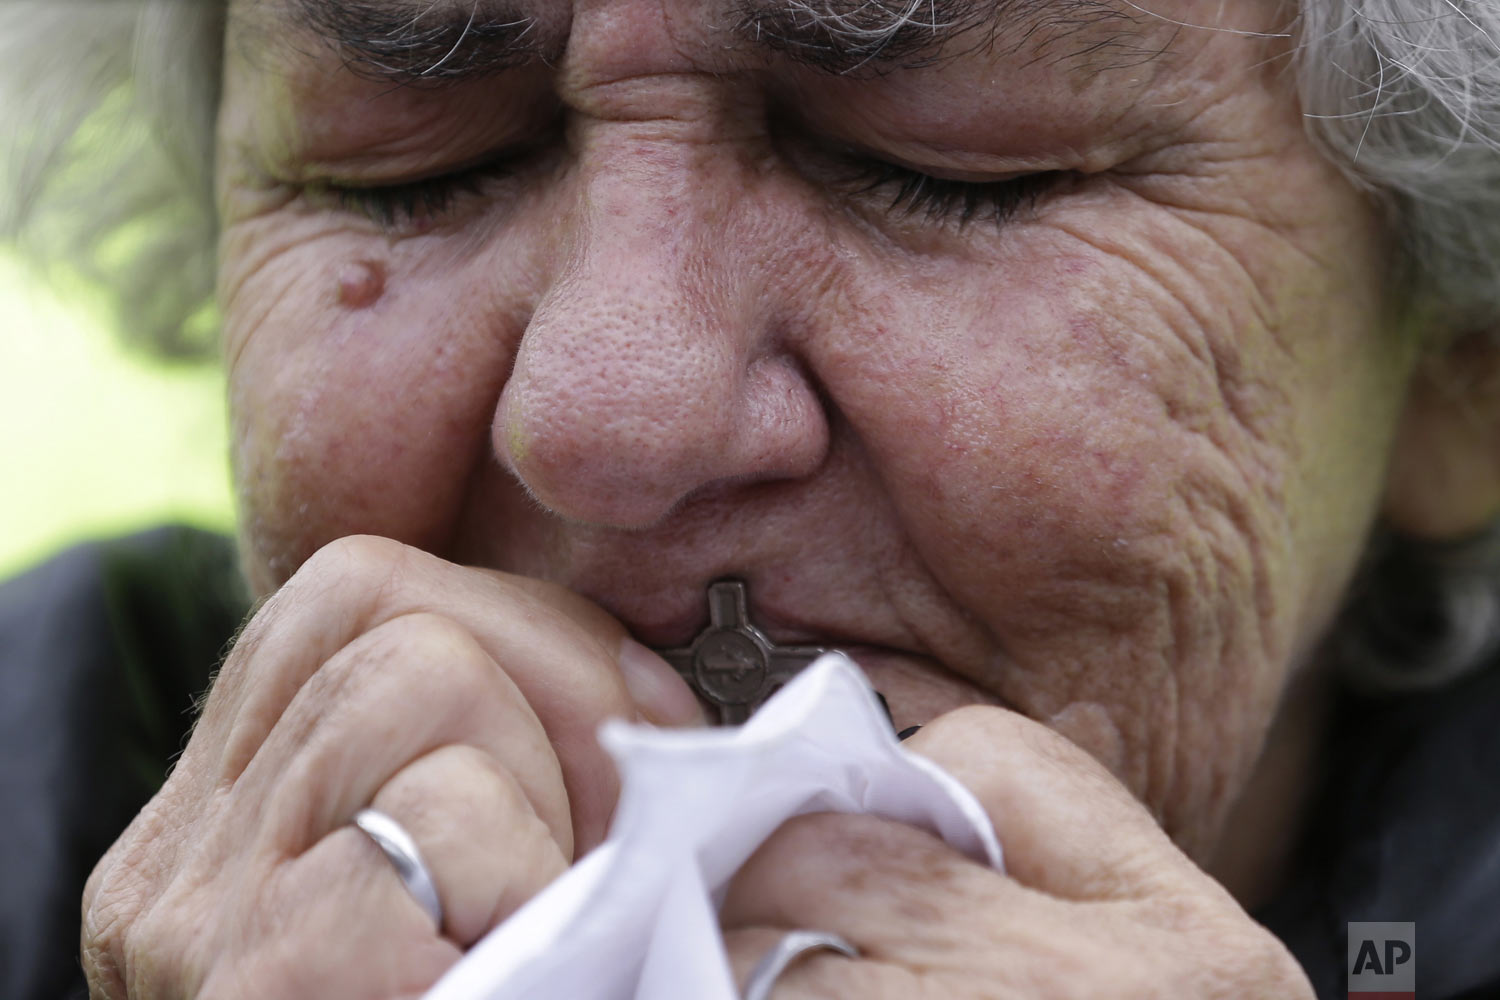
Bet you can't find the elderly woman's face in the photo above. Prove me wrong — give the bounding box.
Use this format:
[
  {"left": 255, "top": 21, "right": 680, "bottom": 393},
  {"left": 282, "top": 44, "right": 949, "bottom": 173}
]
[{"left": 215, "top": 0, "right": 1415, "bottom": 860}]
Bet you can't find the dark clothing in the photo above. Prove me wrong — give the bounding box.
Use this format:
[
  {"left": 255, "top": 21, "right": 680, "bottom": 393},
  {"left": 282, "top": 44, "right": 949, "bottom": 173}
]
[
  {"left": 1257, "top": 663, "right": 1500, "bottom": 998},
  {"left": 1, "top": 528, "right": 246, "bottom": 1000},
  {"left": 2, "top": 528, "right": 1497, "bottom": 999}
]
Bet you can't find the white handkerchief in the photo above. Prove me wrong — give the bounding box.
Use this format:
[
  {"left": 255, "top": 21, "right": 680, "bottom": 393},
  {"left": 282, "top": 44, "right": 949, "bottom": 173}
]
[{"left": 422, "top": 653, "right": 1003, "bottom": 1000}]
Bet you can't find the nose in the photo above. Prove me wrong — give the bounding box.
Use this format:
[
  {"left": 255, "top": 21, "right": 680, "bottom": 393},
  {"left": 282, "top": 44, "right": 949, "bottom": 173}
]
[{"left": 495, "top": 138, "right": 830, "bottom": 528}]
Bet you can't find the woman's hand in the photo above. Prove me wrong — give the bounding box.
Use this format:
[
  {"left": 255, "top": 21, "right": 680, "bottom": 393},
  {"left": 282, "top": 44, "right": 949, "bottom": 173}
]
[
  {"left": 80, "top": 534, "right": 1311, "bottom": 998},
  {"left": 79, "top": 535, "right": 698, "bottom": 999},
  {"left": 721, "top": 707, "right": 1315, "bottom": 999}
]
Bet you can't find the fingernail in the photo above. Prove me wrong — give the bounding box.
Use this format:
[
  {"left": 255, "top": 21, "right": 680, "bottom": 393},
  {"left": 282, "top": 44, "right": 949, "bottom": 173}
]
[{"left": 618, "top": 638, "right": 708, "bottom": 727}]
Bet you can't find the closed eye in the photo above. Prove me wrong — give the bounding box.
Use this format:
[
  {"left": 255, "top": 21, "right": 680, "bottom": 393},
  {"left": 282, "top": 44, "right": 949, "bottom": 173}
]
[
  {"left": 835, "top": 157, "right": 1067, "bottom": 228},
  {"left": 322, "top": 159, "right": 515, "bottom": 230},
  {"left": 318, "top": 142, "right": 1065, "bottom": 232}
]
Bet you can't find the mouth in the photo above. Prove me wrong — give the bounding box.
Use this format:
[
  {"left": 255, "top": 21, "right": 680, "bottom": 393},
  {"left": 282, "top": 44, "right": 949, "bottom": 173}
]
[
  {"left": 638, "top": 578, "right": 1001, "bottom": 729},
  {"left": 579, "top": 569, "right": 1004, "bottom": 732},
  {"left": 628, "top": 577, "right": 923, "bottom": 652}
]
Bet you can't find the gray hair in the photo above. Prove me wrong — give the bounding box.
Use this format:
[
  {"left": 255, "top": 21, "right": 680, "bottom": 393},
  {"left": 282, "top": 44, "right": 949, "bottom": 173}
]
[
  {"left": 0, "top": 0, "right": 222, "bottom": 358},
  {"left": 1, "top": 0, "right": 1497, "bottom": 687}
]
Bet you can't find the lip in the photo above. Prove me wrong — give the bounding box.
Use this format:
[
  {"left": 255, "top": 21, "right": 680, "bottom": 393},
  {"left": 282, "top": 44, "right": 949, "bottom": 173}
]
[
  {"left": 663, "top": 639, "right": 1006, "bottom": 732},
  {"left": 643, "top": 614, "right": 933, "bottom": 713},
  {"left": 626, "top": 587, "right": 924, "bottom": 655},
  {"left": 612, "top": 578, "right": 1008, "bottom": 725}
]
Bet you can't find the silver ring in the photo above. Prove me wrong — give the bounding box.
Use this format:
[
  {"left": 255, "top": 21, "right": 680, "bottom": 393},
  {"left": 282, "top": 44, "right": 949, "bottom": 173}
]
[
  {"left": 741, "top": 930, "right": 858, "bottom": 1000},
  {"left": 352, "top": 807, "right": 444, "bottom": 930}
]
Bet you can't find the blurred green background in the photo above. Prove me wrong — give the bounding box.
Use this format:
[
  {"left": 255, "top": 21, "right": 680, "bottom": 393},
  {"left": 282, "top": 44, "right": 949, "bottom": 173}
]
[{"left": 0, "top": 250, "right": 233, "bottom": 578}]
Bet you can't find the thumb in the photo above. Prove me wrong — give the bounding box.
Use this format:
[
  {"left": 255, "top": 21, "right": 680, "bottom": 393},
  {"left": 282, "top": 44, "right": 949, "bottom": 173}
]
[
  {"left": 906, "top": 705, "right": 1188, "bottom": 901},
  {"left": 617, "top": 638, "right": 709, "bottom": 727}
]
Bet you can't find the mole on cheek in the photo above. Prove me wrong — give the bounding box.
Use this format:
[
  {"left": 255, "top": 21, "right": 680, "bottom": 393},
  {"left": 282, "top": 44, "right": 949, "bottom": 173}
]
[{"left": 336, "top": 261, "right": 386, "bottom": 309}]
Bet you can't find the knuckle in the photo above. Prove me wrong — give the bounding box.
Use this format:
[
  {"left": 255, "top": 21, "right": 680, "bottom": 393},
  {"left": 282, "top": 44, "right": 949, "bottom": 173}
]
[
  {"left": 462, "top": 745, "right": 534, "bottom": 814},
  {"left": 81, "top": 815, "right": 168, "bottom": 996},
  {"left": 930, "top": 704, "right": 1055, "bottom": 754},
  {"left": 383, "top": 744, "right": 529, "bottom": 830},
  {"left": 306, "top": 533, "right": 410, "bottom": 576},
  {"left": 218, "top": 536, "right": 423, "bottom": 693},
  {"left": 362, "top": 612, "right": 495, "bottom": 688},
  {"left": 292, "top": 534, "right": 415, "bottom": 602},
  {"left": 363, "top": 608, "right": 474, "bottom": 653},
  {"left": 318, "top": 613, "right": 506, "bottom": 732},
  {"left": 80, "top": 866, "right": 134, "bottom": 999},
  {"left": 85, "top": 871, "right": 196, "bottom": 1000},
  {"left": 918, "top": 703, "right": 1023, "bottom": 756},
  {"left": 83, "top": 803, "right": 225, "bottom": 998},
  {"left": 924, "top": 703, "right": 1124, "bottom": 792},
  {"left": 120, "top": 900, "right": 197, "bottom": 998}
]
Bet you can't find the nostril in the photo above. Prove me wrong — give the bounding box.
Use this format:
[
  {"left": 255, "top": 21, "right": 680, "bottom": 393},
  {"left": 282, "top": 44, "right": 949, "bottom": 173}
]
[
  {"left": 495, "top": 349, "right": 828, "bottom": 530},
  {"left": 494, "top": 371, "right": 702, "bottom": 527},
  {"left": 499, "top": 396, "right": 738, "bottom": 529}
]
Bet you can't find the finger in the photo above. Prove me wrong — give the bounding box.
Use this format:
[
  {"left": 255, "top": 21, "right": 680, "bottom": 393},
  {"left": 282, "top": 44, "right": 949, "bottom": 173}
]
[
  {"left": 204, "top": 537, "right": 628, "bottom": 762},
  {"left": 197, "top": 538, "right": 696, "bottom": 825},
  {"left": 719, "top": 812, "right": 1024, "bottom": 966},
  {"left": 226, "top": 822, "right": 463, "bottom": 1000},
  {"left": 722, "top": 926, "right": 884, "bottom": 1000},
  {"left": 364, "top": 744, "right": 570, "bottom": 946},
  {"left": 243, "top": 612, "right": 573, "bottom": 856},
  {"left": 92, "top": 616, "right": 565, "bottom": 1000},
  {"left": 906, "top": 705, "right": 1190, "bottom": 900},
  {"left": 718, "top": 814, "right": 1123, "bottom": 998}
]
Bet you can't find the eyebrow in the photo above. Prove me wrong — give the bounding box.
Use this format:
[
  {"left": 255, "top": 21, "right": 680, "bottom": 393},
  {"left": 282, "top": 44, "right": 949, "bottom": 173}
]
[
  {"left": 285, "top": 0, "right": 1164, "bottom": 86},
  {"left": 732, "top": 0, "right": 1157, "bottom": 75},
  {"left": 287, "top": 0, "right": 560, "bottom": 83}
]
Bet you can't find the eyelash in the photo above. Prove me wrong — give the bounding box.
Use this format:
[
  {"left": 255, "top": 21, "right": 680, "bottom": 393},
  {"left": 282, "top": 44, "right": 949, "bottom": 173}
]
[
  {"left": 326, "top": 155, "right": 1060, "bottom": 231},
  {"left": 837, "top": 159, "right": 1062, "bottom": 228},
  {"left": 327, "top": 163, "right": 510, "bottom": 230}
]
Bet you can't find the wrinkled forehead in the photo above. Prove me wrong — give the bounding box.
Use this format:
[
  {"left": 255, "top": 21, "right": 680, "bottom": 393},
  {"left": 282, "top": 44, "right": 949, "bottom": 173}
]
[{"left": 229, "top": 0, "right": 1186, "bottom": 86}]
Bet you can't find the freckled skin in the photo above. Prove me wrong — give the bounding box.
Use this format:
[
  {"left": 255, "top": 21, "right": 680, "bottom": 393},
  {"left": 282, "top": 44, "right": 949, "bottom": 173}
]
[{"left": 215, "top": 0, "right": 1415, "bottom": 885}]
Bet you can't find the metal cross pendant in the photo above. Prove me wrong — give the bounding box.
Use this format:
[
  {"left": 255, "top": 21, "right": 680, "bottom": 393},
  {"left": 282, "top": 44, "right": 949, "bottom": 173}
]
[{"left": 654, "top": 580, "right": 828, "bottom": 724}]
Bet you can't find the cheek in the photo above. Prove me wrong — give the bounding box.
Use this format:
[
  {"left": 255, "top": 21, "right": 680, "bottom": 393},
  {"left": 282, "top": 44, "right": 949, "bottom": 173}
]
[
  {"left": 830, "top": 258, "right": 1273, "bottom": 702},
  {"left": 222, "top": 226, "right": 530, "bottom": 591},
  {"left": 814, "top": 188, "right": 1403, "bottom": 839}
]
